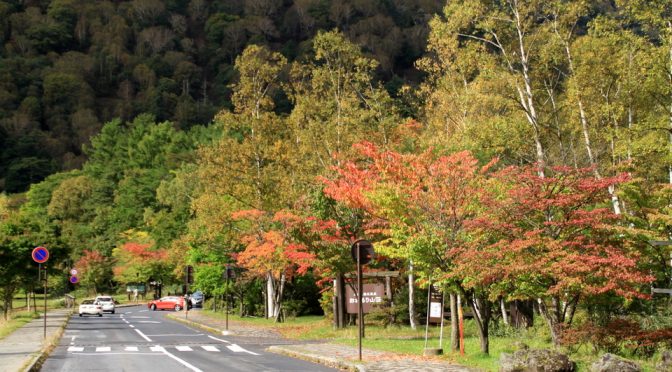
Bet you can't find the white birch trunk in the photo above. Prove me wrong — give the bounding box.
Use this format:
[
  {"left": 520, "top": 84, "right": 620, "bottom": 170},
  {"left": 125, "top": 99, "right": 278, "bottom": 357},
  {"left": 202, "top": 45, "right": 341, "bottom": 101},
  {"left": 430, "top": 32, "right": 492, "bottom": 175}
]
[
  {"left": 408, "top": 260, "right": 418, "bottom": 330},
  {"left": 266, "top": 273, "right": 275, "bottom": 319}
]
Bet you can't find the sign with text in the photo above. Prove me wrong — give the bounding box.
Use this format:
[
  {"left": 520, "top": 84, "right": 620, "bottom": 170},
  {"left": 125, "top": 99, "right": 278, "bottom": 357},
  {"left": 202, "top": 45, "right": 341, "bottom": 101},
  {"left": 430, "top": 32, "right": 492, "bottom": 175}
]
[
  {"left": 346, "top": 283, "right": 385, "bottom": 314},
  {"left": 428, "top": 285, "right": 444, "bottom": 324}
]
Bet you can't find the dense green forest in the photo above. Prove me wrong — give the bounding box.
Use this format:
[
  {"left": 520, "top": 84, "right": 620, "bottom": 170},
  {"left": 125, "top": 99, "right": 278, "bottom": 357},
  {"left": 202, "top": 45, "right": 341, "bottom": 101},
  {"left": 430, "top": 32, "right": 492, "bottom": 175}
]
[
  {"left": 0, "top": 0, "right": 441, "bottom": 192},
  {"left": 2, "top": 0, "right": 672, "bottom": 361}
]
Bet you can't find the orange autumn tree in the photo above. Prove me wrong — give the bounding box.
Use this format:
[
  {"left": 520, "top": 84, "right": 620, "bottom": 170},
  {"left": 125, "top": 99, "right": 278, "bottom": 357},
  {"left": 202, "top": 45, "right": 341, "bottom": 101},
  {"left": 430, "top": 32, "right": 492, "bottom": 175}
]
[
  {"left": 112, "top": 240, "right": 172, "bottom": 288},
  {"left": 323, "top": 141, "right": 496, "bottom": 351},
  {"left": 234, "top": 209, "right": 314, "bottom": 321},
  {"left": 74, "top": 250, "right": 111, "bottom": 295}
]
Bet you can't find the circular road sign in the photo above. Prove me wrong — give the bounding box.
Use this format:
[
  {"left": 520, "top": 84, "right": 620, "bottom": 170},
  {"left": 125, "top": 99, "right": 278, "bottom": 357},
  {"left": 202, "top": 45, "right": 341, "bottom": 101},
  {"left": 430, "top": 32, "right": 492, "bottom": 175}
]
[
  {"left": 32, "top": 246, "right": 49, "bottom": 263},
  {"left": 70, "top": 276, "right": 79, "bottom": 284},
  {"left": 70, "top": 269, "right": 78, "bottom": 276},
  {"left": 351, "top": 239, "right": 374, "bottom": 265}
]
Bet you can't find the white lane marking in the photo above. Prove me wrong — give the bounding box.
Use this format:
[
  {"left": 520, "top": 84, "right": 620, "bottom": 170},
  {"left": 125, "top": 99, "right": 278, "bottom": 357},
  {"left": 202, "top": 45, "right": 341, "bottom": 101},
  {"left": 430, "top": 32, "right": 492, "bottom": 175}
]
[
  {"left": 201, "top": 345, "right": 219, "bottom": 352},
  {"left": 150, "top": 346, "right": 163, "bottom": 352},
  {"left": 67, "top": 346, "right": 84, "bottom": 352},
  {"left": 129, "top": 316, "right": 150, "bottom": 319},
  {"left": 154, "top": 345, "right": 203, "bottom": 372},
  {"left": 147, "top": 334, "right": 204, "bottom": 337},
  {"left": 227, "top": 344, "right": 260, "bottom": 355},
  {"left": 129, "top": 325, "right": 135, "bottom": 328},
  {"left": 72, "top": 352, "right": 158, "bottom": 356},
  {"left": 125, "top": 346, "right": 139, "bottom": 351},
  {"left": 175, "top": 346, "right": 193, "bottom": 351},
  {"left": 208, "top": 335, "right": 231, "bottom": 344},
  {"left": 134, "top": 328, "right": 152, "bottom": 342},
  {"left": 96, "top": 347, "right": 111, "bottom": 352},
  {"left": 138, "top": 321, "right": 161, "bottom": 324},
  {"left": 139, "top": 310, "right": 148, "bottom": 313}
]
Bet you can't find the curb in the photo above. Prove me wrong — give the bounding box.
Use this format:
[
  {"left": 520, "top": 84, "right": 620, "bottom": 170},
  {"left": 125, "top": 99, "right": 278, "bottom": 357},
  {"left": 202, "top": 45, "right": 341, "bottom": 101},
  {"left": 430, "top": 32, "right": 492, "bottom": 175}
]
[
  {"left": 266, "top": 345, "right": 366, "bottom": 372},
  {"left": 166, "top": 313, "right": 234, "bottom": 336},
  {"left": 22, "top": 310, "right": 73, "bottom": 372}
]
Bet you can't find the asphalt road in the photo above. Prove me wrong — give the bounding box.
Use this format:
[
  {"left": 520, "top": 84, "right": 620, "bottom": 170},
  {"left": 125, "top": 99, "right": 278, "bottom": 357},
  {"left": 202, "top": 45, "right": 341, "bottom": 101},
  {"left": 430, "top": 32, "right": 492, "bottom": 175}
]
[{"left": 41, "top": 306, "right": 338, "bottom": 372}]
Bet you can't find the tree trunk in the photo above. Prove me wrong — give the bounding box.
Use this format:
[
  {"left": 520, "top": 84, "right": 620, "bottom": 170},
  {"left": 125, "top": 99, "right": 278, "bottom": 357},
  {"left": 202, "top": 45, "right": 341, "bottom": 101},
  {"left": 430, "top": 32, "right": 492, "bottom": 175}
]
[
  {"left": 500, "top": 298, "right": 509, "bottom": 326},
  {"left": 467, "top": 293, "right": 491, "bottom": 354},
  {"left": 537, "top": 298, "right": 561, "bottom": 345},
  {"left": 274, "top": 273, "right": 286, "bottom": 322},
  {"left": 450, "top": 293, "right": 459, "bottom": 351},
  {"left": 408, "top": 261, "right": 418, "bottom": 330},
  {"left": 266, "top": 273, "right": 275, "bottom": 318}
]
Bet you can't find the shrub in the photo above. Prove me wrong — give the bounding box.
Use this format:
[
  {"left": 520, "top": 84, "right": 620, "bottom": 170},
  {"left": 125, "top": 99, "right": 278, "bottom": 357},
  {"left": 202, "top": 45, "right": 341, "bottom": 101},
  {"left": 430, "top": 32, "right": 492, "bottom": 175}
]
[{"left": 560, "top": 318, "right": 672, "bottom": 357}]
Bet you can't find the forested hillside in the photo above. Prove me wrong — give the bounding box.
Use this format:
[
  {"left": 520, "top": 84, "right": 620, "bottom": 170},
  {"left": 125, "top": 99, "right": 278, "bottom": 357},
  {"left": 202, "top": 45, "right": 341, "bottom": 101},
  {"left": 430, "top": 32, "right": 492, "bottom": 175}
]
[
  {"left": 0, "top": 0, "right": 441, "bottom": 192},
  {"left": 2, "top": 0, "right": 672, "bottom": 361}
]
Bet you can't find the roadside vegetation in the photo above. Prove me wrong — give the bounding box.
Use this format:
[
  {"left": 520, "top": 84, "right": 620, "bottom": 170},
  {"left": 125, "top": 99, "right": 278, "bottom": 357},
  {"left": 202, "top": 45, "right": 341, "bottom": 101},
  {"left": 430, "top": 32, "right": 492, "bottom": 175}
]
[{"left": 198, "top": 310, "right": 665, "bottom": 371}]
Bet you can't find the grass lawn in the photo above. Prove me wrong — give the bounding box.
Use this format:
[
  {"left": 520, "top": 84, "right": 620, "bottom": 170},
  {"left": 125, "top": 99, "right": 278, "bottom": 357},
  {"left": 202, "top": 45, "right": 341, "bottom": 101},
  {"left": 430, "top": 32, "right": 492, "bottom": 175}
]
[
  {"left": 0, "top": 311, "right": 40, "bottom": 341},
  {"left": 199, "top": 310, "right": 662, "bottom": 371}
]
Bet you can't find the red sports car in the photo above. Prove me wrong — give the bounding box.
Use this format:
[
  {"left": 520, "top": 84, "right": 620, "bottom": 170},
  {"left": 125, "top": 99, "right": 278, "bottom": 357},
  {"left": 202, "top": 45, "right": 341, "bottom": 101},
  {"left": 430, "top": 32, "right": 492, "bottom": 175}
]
[{"left": 147, "top": 296, "right": 186, "bottom": 311}]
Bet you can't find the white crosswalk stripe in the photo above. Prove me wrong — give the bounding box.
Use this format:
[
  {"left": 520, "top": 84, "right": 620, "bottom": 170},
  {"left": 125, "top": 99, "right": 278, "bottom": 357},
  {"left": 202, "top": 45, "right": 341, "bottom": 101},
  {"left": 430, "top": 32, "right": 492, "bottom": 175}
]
[{"left": 66, "top": 345, "right": 249, "bottom": 354}]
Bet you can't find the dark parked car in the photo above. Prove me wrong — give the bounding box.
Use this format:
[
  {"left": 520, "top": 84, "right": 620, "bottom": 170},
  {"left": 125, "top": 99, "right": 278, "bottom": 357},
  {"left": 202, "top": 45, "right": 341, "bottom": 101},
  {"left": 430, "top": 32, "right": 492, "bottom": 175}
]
[{"left": 190, "top": 291, "right": 204, "bottom": 308}]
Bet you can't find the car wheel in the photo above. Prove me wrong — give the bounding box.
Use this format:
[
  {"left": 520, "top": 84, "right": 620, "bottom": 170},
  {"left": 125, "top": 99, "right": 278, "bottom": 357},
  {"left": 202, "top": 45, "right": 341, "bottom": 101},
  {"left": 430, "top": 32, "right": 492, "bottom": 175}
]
[
  {"left": 98, "top": 313, "right": 103, "bottom": 317},
  {"left": 79, "top": 313, "right": 82, "bottom": 317},
  {"left": 174, "top": 304, "right": 181, "bottom": 311},
  {"left": 111, "top": 310, "right": 115, "bottom": 314},
  {"left": 151, "top": 304, "right": 156, "bottom": 311}
]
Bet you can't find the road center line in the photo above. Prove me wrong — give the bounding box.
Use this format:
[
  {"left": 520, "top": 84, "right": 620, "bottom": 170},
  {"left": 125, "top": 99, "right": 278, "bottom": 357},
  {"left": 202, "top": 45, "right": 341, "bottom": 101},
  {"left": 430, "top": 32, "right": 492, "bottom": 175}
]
[
  {"left": 207, "top": 335, "right": 231, "bottom": 344},
  {"left": 134, "top": 328, "right": 152, "bottom": 342},
  {"left": 129, "top": 325, "right": 135, "bottom": 328},
  {"left": 155, "top": 345, "right": 203, "bottom": 372}
]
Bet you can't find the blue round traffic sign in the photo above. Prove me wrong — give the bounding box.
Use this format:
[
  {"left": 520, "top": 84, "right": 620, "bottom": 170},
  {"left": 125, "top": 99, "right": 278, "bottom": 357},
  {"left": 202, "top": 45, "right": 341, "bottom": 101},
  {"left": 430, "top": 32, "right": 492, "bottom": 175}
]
[
  {"left": 32, "top": 246, "right": 49, "bottom": 263},
  {"left": 70, "top": 276, "right": 79, "bottom": 284}
]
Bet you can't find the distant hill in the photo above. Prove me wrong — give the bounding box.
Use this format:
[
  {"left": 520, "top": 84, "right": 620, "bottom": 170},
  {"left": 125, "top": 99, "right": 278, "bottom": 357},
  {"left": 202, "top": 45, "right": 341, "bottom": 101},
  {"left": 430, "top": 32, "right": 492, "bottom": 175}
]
[{"left": 0, "top": 0, "right": 442, "bottom": 193}]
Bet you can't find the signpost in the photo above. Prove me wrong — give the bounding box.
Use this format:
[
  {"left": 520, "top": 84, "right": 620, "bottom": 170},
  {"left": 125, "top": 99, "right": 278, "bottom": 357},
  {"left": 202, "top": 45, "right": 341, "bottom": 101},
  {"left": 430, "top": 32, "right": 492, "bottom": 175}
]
[
  {"left": 32, "top": 246, "right": 49, "bottom": 339},
  {"left": 223, "top": 264, "right": 236, "bottom": 334},
  {"left": 351, "top": 239, "right": 374, "bottom": 361},
  {"left": 345, "top": 283, "right": 385, "bottom": 313}
]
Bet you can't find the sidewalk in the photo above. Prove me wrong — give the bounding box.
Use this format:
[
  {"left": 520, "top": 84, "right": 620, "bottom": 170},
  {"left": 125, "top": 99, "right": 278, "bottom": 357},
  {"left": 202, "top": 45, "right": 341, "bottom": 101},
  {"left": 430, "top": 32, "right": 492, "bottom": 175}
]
[
  {"left": 170, "top": 310, "right": 478, "bottom": 372},
  {"left": 0, "top": 308, "right": 71, "bottom": 372}
]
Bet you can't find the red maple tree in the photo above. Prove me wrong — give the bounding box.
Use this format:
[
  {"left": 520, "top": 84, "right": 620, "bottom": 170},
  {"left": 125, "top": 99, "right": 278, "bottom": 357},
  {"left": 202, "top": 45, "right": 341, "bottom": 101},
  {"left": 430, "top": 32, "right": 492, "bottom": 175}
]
[{"left": 457, "top": 165, "right": 653, "bottom": 344}]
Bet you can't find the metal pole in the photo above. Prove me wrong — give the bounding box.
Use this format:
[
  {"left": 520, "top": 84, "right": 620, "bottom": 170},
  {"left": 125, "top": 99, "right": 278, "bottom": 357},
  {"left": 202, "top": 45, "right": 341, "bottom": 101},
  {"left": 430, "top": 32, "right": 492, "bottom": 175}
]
[
  {"left": 439, "top": 291, "right": 445, "bottom": 349},
  {"left": 225, "top": 277, "right": 229, "bottom": 331},
  {"left": 43, "top": 265, "right": 47, "bottom": 339},
  {"left": 424, "top": 282, "right": 431, "bottom": 349},
  {"left": 357, "top": 242, "right": 363, "bottom": 361}
]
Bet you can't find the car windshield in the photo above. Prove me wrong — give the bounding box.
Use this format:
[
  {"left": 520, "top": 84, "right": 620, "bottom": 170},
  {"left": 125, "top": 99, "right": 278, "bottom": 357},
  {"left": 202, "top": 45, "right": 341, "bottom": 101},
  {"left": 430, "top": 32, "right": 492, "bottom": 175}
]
[
  {"left": 97, "top": 297, "right": 112, "bottom": 302},
  {"left": 81, "top": 300, "right": 94, "bottom": 304}
]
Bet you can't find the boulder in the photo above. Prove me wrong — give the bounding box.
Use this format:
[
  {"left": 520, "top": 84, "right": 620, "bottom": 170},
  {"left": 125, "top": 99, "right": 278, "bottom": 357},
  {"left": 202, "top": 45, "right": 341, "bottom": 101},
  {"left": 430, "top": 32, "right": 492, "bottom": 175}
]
[
  {"left": 499, "top": 349, "right": 575, "bottom": 372},
  {"left": 657, "top": 351, "right": 672, "bottom": 372},
  {"left": 590, "top": 353, "right": 640, "bottom": 372}
]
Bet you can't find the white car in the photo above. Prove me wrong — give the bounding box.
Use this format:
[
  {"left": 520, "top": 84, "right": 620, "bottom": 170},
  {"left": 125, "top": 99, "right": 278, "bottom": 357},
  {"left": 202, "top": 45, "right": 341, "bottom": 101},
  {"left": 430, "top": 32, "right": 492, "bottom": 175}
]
[
  {"left": 94, "top": 295, "right": 116, "bottom": 314},
  {"left": 79, "top": 299, "right": 103, "bottom": 317}
]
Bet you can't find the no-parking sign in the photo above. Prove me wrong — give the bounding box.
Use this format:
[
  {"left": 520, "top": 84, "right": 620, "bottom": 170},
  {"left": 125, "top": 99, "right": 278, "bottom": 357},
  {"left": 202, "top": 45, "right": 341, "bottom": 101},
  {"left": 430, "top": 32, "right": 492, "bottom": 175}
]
[{"left": 32, "top": 246, "right": 49, "bottom": 263}]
